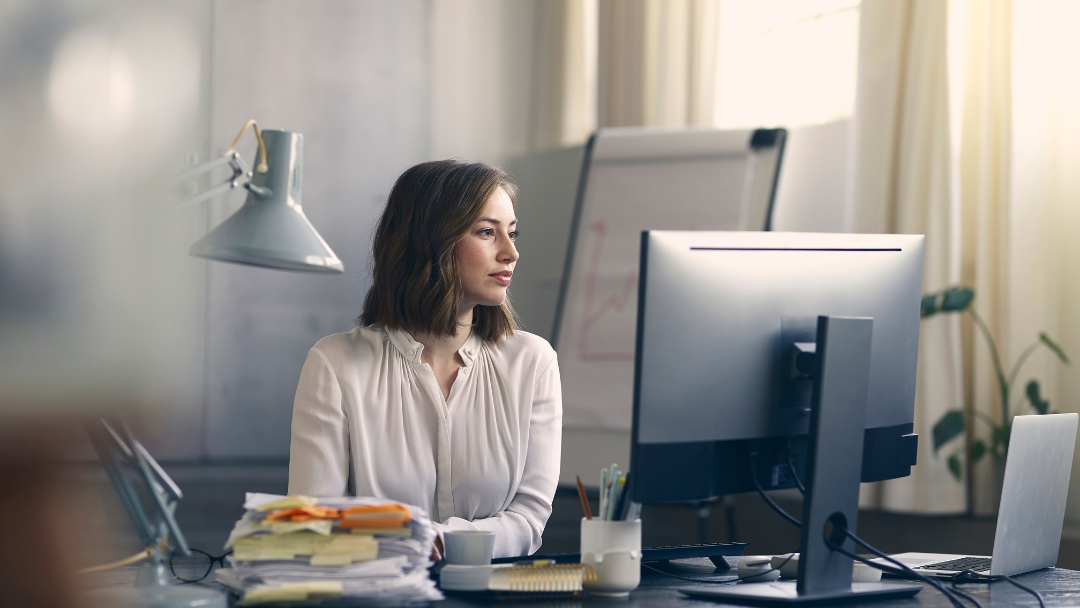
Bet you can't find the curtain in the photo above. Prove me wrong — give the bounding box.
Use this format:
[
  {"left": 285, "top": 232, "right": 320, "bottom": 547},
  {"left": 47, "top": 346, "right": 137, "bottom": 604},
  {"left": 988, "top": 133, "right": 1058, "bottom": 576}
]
[
  {"left": 958, "top": 0, "right": 1013, "bottom": 515},
  {"left": 1009, "top": 0, "right": 1080, "bottom": 523},
  {"left": 596, "top": 0, "right": 720, "bottom": 128},
  {"left": 853, "top": 0, "right": 966, "bottom": 513},
  {"left": 526, "top": 0, "right": 721, "bottom": 145},
  {"left": 528, "top": 0, "right": 598, "bottom": 151}
]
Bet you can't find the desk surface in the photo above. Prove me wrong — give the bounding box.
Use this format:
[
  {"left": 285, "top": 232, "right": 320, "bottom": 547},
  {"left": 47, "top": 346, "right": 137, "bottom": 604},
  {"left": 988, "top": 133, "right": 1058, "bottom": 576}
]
[{"left": 88, "top": 558, "right": 1080, "bottom": 607}]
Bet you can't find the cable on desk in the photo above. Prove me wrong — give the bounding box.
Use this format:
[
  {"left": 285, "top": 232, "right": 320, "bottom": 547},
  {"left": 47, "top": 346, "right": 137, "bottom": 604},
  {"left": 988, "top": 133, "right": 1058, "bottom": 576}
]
[
  {"left": 827, "top": 528, "right": 979, "bottom": 608},
  {"left": 951, "top": 569, "right": 1045, "bottom": 608},
  {"left": 750, "top": 453, "right": 801, "bottom": 528},
  {"left": 641, "top": 563, "right": 734, "bottom": 584},
  {"left": 761, "top": 447, "right": 1008, "bottom": 608},
  {"left": 735, "top": 483, "right": 975, "bottom": 608},
  {"left": 642, "top": 553, "right": 798, "bottom": 585},
  {"left": 77, "top": 546, "right": 154, "bottom": 574}
]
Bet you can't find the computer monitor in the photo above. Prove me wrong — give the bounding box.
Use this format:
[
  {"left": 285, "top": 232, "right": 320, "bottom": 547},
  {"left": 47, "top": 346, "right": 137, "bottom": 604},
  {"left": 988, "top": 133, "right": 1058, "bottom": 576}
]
[
  {"left": 631, "top": 231, "right": 924, "bottom": 504},
  {"left": 630, "top": 231, "right": 926, "bottom": 604}
]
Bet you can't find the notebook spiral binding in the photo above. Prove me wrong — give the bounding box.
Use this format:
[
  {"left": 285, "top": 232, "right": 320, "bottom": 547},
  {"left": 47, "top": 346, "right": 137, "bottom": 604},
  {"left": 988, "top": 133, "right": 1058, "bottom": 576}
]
[{"left": 492, "top": 563, "right": 597, "bottom": 600}]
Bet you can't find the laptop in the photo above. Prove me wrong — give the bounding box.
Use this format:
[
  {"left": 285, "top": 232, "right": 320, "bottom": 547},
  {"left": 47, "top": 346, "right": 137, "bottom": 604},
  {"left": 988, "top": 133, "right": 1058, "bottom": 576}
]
[{"left": 881, "top": 413, "right": 1078, "bottom": 578}]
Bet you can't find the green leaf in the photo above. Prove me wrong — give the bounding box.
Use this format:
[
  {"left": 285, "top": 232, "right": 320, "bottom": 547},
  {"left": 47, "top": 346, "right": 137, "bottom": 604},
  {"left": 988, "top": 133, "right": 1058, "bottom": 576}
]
[
  {"left": 932, "top": 410, "right": 965, "bottom": 452},
  {"left": 947, "top": 454, "right": 962, "bottom": 480},
  {"left": 970, "top": 439, "right": 987, "bottom": 462},
  {"left": 1039, "top": 333, "right": 1070, "bottom": 365},
  {"left": 992, "top": 425, "right": 1010, "bottom": 448},
  {"left": 940, "top": 287, "right": 975, "bottom": 312},
  {"left": 921, "top": 294, "right": 940, "bottom": 318},
  {"left": 1026, "top": 380, "right": 1050, "bottom": 415}
]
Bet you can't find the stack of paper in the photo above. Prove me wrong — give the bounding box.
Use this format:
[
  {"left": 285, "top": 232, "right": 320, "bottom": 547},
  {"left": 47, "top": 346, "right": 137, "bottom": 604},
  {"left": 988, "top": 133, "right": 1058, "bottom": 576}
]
[{"left": 216, "top": 493, "right": 443, "bottom": 606}]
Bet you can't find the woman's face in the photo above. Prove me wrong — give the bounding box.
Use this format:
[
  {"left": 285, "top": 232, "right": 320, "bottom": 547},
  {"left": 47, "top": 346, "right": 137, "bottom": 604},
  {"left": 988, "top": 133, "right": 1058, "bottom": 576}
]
[{"left": 455, "top": 186, "right": 518, "bottom": 310}]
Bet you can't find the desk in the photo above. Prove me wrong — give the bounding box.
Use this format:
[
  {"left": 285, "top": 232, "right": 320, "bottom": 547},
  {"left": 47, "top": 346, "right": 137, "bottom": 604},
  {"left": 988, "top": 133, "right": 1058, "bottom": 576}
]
[{"left": 89, "top": 558, "right": 1080, "bottom": 607}]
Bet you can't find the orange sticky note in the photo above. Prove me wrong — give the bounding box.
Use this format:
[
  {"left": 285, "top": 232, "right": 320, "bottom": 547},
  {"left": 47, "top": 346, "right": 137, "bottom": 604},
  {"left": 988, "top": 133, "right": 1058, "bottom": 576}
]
[
  {"left": 339, "top": 504, "right": 410, "bottom": 529},
  {"left": 265, "top": 506, "right": 341, "bottom": 522}
]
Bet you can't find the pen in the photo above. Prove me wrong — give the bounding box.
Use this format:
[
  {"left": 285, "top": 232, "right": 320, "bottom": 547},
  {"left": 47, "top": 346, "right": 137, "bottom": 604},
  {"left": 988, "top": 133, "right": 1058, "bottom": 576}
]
[
  {"left": 576, "top": 476, "right": 592, "bottom": 520},
  {"left": 515, "top": 559, "right": 556, "bottom": 567},
  {"left": 606, "top": 464, "right": 617, "bottom": 520},
  {"left": 616, "top": 472, "right": 632, "bottom": 520},
  {"left": 599, "top": 468, "right": 609, "bottom": 518},
  {"left": 608, "top": 475, "right": 625, "bottom": 521}
]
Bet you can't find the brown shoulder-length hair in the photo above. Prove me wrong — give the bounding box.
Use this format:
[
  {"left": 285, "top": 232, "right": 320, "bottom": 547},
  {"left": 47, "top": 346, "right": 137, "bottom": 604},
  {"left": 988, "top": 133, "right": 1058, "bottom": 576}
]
[{"left": 360, "top": 160, "right": 519, "bottom": 343}]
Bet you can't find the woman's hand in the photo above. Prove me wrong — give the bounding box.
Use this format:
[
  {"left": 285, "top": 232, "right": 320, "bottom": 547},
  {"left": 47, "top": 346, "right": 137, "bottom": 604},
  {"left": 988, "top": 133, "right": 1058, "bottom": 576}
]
[{"left": 431, "top": 535, "right": 444, "bottom": 562}]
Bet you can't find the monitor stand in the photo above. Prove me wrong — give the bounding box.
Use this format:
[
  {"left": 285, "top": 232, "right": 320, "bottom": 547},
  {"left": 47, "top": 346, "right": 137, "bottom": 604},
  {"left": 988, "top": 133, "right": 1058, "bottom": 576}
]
[{"left": 680, "top": 316, "right": 921, "bottom": 606}]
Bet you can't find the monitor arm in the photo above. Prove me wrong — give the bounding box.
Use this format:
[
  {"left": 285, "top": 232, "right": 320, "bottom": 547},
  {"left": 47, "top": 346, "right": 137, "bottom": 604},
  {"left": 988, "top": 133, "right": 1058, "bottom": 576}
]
[{"left": 790, "top": 342, "right": 818, "bottom": 380}]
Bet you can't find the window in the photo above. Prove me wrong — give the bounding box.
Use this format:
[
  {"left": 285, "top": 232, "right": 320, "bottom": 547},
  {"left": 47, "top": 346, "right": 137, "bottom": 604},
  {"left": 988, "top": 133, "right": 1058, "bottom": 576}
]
[{"left": 714, "top": 0, "right": 860, "bottom": 129}]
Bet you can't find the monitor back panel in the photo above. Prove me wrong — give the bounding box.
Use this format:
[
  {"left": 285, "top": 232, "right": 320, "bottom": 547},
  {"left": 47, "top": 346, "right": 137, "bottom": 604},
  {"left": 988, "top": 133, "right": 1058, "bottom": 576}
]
[{"left": 634, "top": 231, "right": 924, "bottom": 446}]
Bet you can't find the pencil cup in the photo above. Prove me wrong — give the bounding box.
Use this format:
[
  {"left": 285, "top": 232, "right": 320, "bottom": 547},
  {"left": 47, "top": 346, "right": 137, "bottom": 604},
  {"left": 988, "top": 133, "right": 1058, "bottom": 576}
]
[{"left": 580, "top": 518, "right": 641, "bottom": 597}]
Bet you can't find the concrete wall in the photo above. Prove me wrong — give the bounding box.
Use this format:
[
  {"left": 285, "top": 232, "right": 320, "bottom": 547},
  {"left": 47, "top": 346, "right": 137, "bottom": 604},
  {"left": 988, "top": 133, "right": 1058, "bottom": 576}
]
[
  {"left": 125, "top": 0, "right": 547, "bottom": 460},
  {"left": 201, "top": 0, "right": 430, "bottom": 459}
]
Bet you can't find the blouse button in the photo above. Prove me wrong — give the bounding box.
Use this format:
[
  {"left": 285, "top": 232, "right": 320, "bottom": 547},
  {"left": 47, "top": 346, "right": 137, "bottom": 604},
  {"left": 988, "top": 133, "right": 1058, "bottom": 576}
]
[
  {"left": 462, "top": 367, "right": 470, "bottom": 374},
  {"left": 406, "top": 349, "right": 415, "bottom": 357}
]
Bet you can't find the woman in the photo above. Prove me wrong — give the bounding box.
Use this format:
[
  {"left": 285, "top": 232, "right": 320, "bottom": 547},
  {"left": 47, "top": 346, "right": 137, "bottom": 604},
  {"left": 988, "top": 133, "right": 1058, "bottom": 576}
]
[{"left": 288, "top": 160, "right": 561, "bottom": 559}]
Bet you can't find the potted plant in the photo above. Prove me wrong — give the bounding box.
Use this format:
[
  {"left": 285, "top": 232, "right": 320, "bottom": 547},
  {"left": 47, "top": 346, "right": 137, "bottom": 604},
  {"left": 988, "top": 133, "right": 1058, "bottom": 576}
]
[{"left": 923, "top": 286, "right": 1069, "bottom": 482}]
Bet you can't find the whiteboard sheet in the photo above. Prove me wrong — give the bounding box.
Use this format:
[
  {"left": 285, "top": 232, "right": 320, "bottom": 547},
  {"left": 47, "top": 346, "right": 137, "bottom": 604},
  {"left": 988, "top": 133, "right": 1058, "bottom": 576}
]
[{"left": 553, "top": 126, "right": 784, "bottom": 430}]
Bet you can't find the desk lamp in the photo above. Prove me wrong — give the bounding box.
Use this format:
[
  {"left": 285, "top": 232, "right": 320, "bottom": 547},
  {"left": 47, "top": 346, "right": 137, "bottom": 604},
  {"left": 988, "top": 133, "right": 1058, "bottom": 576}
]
[
  {"left": 173, "top": 120, "right": 344, "bottom": 273},
  {"left": 84, "top": 417, "right": 226, "bottom": 608}
]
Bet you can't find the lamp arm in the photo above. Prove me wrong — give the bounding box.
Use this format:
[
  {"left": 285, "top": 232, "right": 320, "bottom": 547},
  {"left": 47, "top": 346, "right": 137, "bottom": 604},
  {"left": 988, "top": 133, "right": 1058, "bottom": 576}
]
[
  {"left": 170, "top": 150, "right": 254, "bottom": 209},
  {"left": 170, "top": 120, "right": 276, "bottom": 208},
  {"left": 171, "top": 150, "right": 242, "bottom": 183}
]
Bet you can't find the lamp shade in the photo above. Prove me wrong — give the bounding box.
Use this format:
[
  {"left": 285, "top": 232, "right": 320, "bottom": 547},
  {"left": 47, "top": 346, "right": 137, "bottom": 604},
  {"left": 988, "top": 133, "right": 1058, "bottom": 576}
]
[{"left": 189, "top": 130, "right": 344, "bottom": 273}]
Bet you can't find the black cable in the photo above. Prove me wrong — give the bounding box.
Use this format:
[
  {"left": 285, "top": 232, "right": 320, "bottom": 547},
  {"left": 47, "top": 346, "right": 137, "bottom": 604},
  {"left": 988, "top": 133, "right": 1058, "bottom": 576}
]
[
  {"left": 642, "top": 553, "right": 798, "bottom": 585},
  {"left": 641, "top": 563, "right": 734, "bottom": 584},
  {"left": 785, "top": 447, "right": 806, "bottom": 495},
  {"left": 998, "top": 574, "right": 1046, "bottom": 608},
  {"left": 827, "top": 540, "right": 973, "bottom": 608},
  {"left": 952, "top": 570, "right": 1045, "bottom": 608},
  {"left": 943, "top": 579, "right": 985, "bottom": 608},
  {"left": 764, "top": 449, "right": 1019, "bottom": 608},
  {"left": 749, "top": 455, "right": 963, "bottom": 608},
  {"left": 836, "top": 528, "right": 976, "bottom": 608},
  {"left": 830, "top": 528, "right": 979, "bottom": 608},
  {"left": 749, "top": 454, "right": 801, "bottom": 528}
]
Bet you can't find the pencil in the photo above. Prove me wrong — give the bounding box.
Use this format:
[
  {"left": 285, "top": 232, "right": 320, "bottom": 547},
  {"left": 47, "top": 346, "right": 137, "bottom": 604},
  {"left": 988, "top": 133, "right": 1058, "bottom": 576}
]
[
  {"left": 576, "top": 476, "right": 592, "bottom": 520},
  {"left": 608, "top": 476, "right": 625, "bottom": 521},
  {"left": 599, "top": 468, "right": 608, "bottom": 518}
]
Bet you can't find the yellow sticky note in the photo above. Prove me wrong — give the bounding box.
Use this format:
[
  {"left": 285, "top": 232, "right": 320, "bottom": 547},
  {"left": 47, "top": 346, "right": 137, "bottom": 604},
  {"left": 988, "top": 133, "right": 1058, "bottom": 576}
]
[
  {"left": 251, "top": 519, "right": 334, "bottom": 536},
  {"left": 255, "top": 496, "right": 318, "bottom": 512},
  {"left": 309, "top": 535, "right": 378, "bottom": 566},
  {"left": 349, "top": 527, "right": 412, "bottom": 537},
  {"left": 240, "top": 581, "right": 343, "bottom": 605},
  {"left": 298, "top": 581, "right": 344, "bottom": 599}
]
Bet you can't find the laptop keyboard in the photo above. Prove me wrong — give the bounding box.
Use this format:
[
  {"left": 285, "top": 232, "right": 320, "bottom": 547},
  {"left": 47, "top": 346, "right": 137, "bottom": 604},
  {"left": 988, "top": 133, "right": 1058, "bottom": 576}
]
[{"left": 915, "top": 557, "right": 992, "bottom": 573}]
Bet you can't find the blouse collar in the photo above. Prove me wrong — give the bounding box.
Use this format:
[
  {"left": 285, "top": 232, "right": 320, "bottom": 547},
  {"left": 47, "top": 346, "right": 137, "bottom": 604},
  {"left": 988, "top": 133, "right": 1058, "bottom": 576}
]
[{"left": 384, "top": 326, "right": 481, "bottom": 366}]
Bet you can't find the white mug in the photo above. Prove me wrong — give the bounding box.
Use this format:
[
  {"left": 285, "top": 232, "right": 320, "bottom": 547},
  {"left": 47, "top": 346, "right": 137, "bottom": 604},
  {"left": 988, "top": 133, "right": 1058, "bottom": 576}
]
[
  {"left": 580, "top": 518, "right": 641, "bottom": 597},
  {"left": 443, "top": 530, "right": 495, "bottom": 565}
]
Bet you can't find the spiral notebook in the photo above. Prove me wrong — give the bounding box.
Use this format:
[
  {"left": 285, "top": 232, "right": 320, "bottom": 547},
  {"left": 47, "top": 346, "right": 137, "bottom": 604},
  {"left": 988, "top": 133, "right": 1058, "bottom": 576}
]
[{"left": 439, "top": 562, "right": 597, "bottom": 600}]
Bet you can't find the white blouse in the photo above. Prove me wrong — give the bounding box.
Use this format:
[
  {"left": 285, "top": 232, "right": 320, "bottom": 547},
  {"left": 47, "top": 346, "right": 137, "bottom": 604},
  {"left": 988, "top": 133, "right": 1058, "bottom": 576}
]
[{"left": 288, "top": 325, "right": 562, "bottom": 558}]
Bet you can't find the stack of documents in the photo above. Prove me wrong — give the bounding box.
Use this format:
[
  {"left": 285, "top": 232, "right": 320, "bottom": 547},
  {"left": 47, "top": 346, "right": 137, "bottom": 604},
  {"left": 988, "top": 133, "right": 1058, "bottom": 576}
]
[{"left": 216, "top": 493, "right": 443, "bottom": 606}]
